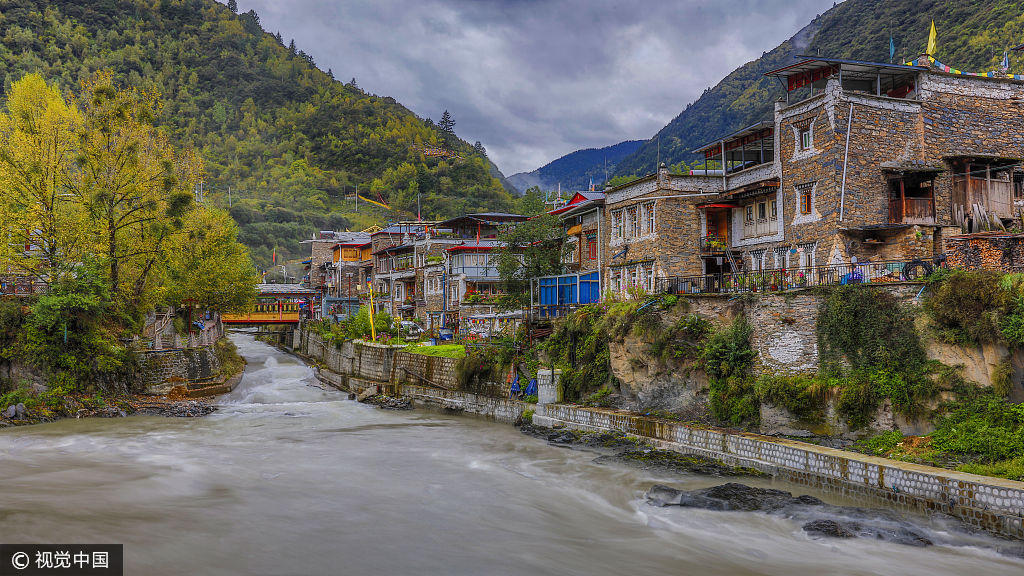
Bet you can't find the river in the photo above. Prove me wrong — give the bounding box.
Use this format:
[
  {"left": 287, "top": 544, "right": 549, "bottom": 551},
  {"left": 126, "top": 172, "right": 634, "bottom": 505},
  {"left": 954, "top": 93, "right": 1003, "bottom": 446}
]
[{"left": 1, "top": 334, "right": 1021, "bottom": 575}]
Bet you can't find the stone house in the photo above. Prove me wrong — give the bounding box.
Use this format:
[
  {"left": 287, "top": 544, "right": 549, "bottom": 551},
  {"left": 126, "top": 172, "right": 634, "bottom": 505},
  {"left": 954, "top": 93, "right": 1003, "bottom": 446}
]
[
  {"left": 600, "top": 167, "right": 721, "bottom": 297},
  {"left": 370, "top": 223, "right": 427, "bottom": 318},
  {"left": 325, "top": 233, "right": 371, "bottom": 318},
  {"left": 674, "top": 57, "right": 1024, "bottom": 290},
  {"left": 434, "top": 213, "right": 528, "bottom": 330}
]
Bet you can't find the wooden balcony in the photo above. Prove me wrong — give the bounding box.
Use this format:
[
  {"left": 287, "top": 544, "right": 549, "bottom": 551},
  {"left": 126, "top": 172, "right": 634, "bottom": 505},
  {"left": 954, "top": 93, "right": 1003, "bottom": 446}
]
[{"left": 889, "top": 197, "right": 935, "bottom": 225}]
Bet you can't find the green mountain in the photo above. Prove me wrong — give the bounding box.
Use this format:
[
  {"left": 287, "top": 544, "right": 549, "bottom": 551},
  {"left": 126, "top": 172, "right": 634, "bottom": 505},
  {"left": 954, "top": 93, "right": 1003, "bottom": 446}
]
[
  {"left": 615, "top": 0, "right": 1024, "bottom": 177},
  {"left": 0, "top": 0, "right": 517, "bottom": 265},
  {"left": 507, "top": 140, "right": 645, "bottom": 193}
]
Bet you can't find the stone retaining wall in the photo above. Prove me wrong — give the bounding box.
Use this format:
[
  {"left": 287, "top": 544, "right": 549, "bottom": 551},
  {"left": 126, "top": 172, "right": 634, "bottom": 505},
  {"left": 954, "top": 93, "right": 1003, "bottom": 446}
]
[
  {"left": 534, "top": 404, "right": 1024, "bottom": 540},
  {"left": 295, "top": 327, "right": 1024, "bottom": 539},
  {"left": 141, "top": 346, "right": 221, "bottom": 393},
  {"left": 299, "top": 330, "right": 463, "bottom": 391}
]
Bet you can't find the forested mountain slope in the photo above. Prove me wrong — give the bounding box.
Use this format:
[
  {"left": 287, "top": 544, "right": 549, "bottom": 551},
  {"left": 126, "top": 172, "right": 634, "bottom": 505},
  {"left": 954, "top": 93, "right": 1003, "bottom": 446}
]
[
  {"left": 508, "top": 139, "right": 645, "bottom": 193},
  {"left": 0, "top": 0, "right": 516, "bottom": 264},
  {"left": 615, "top": 0, "right": 1024, "bottom": 177}
]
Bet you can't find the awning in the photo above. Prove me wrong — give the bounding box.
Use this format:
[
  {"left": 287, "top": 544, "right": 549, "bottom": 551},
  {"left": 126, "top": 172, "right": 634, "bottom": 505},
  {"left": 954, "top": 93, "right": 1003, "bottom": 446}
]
[
  {"left": 698, "top": 203, "right": 738, "bottom": 209},
  {"left": 566, "top": 223, "right": 582, "bottom": 235}
]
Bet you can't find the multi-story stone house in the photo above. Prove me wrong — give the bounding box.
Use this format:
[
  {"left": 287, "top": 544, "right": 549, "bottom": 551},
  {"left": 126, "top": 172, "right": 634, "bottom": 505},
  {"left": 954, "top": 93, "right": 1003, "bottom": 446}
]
[
  {"left": 434, "top": 213, "right": 528, "bottom": 329},
  {"left": 370, "top": 223, "right": 427, "bottom": 318},
  {"left": 307, "top": 230, "right": 370, "bottom": 318},
  {"left": 688, "top": 56, "right": 1024, "bottom": 287},
  {"left": 600, "top": 166, "right": 721, "bottom": 297},
  {"left": 326, "top": 234, "right": 372, "bottom": 318},
  {"left": 598, "top": 56, "right": 1024, "bottom": 297}
]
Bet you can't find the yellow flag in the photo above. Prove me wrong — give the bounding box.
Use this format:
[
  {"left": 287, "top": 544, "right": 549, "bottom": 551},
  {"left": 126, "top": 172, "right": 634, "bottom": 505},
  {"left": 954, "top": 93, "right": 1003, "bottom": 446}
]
[{"left": 927, "top": 20, "right": 937, "bottom": 55}]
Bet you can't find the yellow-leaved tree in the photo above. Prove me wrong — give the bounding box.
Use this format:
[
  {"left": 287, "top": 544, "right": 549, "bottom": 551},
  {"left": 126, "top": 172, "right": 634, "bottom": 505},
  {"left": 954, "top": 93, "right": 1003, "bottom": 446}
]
[
  {"left": 68, "top": 71, "right": 200, "bottom": 309},
  {"left": 0, "top": 74, "right": 89, "bottom": 283},
  {"left": 165, "top": 205, "right": 258, "bottom": 314}
]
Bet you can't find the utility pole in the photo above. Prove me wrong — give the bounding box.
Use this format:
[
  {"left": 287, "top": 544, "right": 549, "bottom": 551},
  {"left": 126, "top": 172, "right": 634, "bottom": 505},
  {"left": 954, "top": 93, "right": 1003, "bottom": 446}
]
[{"left": 228, "top": 186, "right": 232, "bottom": 208}]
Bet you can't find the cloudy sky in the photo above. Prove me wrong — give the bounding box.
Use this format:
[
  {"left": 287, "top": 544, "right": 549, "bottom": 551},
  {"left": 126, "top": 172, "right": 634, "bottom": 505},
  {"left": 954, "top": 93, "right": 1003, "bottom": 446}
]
[{"left": 233, "top": 0, "right": 838, "bottom": 175}]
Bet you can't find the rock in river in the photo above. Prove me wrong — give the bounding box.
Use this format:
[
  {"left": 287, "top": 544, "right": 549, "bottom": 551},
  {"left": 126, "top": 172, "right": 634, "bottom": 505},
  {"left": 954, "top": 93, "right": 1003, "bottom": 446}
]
[{"left": 647, "top": 483, "right": 935, "bottom": 548}]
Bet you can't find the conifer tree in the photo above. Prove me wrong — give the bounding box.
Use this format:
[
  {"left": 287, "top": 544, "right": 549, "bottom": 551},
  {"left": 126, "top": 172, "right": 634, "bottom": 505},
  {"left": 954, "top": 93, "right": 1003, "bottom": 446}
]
[
  {"left": 227, "top": 0, "right": 238, "bottom": 13},
  {"left": 438, "top": 110, "right": 456, "bottom": 148}
]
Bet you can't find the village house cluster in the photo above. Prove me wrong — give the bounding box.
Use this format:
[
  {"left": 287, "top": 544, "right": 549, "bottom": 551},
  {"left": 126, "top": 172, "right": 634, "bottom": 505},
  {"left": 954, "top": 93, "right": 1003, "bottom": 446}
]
[{"left": 303, "top": 56, "right": 1024, "bottom": 333}]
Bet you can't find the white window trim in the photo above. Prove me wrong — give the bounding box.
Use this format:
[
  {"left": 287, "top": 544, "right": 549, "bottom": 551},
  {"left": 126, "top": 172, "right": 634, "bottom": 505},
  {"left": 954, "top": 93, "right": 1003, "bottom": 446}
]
[
  {"left": 790, "top": 119, "right": 819, "bottom": 161},
  {"left": 792, "top": 181, "right": 821, "bottom": 225}
]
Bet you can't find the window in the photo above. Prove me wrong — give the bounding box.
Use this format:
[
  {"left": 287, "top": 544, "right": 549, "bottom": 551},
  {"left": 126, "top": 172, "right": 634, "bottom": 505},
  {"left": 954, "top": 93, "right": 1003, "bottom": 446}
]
[
  {"left": 773, "top": 247, "right": 788, "bottom": 269},
  {"left": 626, "top": 206, "right": 638, "bottom": 238},
  {"left": 612, "top": 210, "right": 623, "bottom": 240},
  {"left": 587, "top": 235, "right": 598, "bottom": 260},
  {"left": 798, "top": 185, "right": 813, "bottom": 215},
  {"left": 757, "top": 202, "right": 767, "bottom": 221},
  {"left": 745, "top": 205, "right": 754, "bottom": 224},
  {"left": 750, "top": 249, "right": 766, "bottom": 271},
  {"left": 642, "top": 201, "right": 656, "bottom": 234},
  {"left": 799, "top": 127, "right": 812, "bottom": 150},
  {"left": 769, "top": 199, "right": 778, "bottom": 221}
]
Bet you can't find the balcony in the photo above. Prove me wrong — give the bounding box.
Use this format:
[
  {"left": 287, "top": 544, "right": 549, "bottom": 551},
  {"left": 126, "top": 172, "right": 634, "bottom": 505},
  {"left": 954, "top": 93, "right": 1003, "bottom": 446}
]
[
  {"left": 449, "top": 265, "right": 500, "bottom": 279},
  {"left": 700, "top": 235, "right": 730, "bottom": 254},
  {"left": 888, "top": 197, "right": 935, "bottom": 225}
]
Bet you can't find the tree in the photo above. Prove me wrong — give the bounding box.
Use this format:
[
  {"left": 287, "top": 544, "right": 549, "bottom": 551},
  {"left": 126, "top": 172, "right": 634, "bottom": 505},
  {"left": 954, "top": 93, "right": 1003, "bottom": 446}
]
[
  {"left": 493, "top": 213, "right": 564, "bottom": 308},
  {"left": 165, "top": 206, "right": 258, "bottom": 313},
  {"left": 517, "top": 186, "right": 546, "bottom": 215},
  {"left": 0, "top": 74, "right": 88, "bottom": 284},
  {"left": 288, "top": 39, "right": 297, "bottom": 55},
  {"left": 227, "top": 0, "right": 238, "bottom": 13},
  {"left": 68, "top": 72, "right": 198, "bottom": 308},
  {"left": 438, "top": 110, "right": 456, "bottom": 147},
  {"left": 473, "top": 141, "right": 486, "bottom": 157}
]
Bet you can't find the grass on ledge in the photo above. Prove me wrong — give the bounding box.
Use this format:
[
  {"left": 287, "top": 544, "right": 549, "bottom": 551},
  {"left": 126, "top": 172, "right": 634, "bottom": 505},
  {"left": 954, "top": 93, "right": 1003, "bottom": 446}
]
[{"left": 403, "top": 343, "right": 467, "bottom": 359}]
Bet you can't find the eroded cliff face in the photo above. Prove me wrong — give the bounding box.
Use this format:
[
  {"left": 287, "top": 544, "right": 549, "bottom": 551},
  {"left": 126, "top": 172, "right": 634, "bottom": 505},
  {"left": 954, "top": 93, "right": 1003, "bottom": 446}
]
[
  {"left": 603, "top": 288, "right": 1024, "bottom": 438},
  {"left": 609, "top": 332, "right": 710, "bottom": 418}
]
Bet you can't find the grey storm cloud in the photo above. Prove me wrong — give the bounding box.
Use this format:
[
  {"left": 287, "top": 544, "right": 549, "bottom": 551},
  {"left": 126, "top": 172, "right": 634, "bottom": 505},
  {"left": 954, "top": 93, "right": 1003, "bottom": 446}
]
[{"left": 234, "top": 0, "right": 838, "bottom": 175}]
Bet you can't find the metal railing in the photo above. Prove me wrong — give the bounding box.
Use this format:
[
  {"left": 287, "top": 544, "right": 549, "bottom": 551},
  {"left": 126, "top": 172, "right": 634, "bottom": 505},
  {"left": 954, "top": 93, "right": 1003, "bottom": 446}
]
[
  {"left": 528, "top": 303, "right": 584, "bottom": 321},
  {"left": 654, "top": 259, "right": 931, "bottom": 295}
]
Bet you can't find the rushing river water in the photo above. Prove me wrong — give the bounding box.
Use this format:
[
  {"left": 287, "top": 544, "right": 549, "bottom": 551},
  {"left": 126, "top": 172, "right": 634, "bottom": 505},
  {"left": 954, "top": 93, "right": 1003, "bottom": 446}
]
[{"left": 1, "top": 334, "right": 1022, "bottom": 575}]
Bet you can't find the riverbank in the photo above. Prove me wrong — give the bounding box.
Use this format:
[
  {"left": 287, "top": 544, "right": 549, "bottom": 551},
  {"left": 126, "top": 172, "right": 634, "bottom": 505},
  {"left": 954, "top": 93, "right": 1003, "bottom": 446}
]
[
  {"left": 0, "top": 339, "right": 246, "bottom": 428},
  {"left": 288, "top": 330, "right": 1024, "bottom": 541}
]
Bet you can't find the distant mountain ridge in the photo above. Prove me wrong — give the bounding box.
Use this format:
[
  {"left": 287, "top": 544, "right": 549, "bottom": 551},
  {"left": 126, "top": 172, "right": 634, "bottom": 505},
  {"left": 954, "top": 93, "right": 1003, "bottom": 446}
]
[
  {"left": 509, "top": 140, "right": 645, "bottom": 193},
  {"left": 614, "top": 0, "right": 1024, "bottom": 178}
]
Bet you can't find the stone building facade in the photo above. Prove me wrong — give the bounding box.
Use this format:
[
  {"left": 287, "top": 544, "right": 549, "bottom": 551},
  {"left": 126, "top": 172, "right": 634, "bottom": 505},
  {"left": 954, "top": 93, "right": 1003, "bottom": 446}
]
[
  {"left": 682, "top": 59, "right": 1024, "bottom": 285},
  {"left": 601, "top": 167, "right": 721, "bottom": 296}
]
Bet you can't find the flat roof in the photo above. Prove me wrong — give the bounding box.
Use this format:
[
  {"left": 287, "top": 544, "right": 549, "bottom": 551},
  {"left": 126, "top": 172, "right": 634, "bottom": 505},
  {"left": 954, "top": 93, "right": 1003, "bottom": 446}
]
[
  {"left": 436, "top": 213, "right": 528, "bottom": 227},
  {"left": 765, "top": 57, "right": 920, "bottom": 79},
  {"left": 693, "top": 120, "right": 774, "bottom": 154},
  {"left": 256, "top": 283, "right": 316, "bottom": 296}
]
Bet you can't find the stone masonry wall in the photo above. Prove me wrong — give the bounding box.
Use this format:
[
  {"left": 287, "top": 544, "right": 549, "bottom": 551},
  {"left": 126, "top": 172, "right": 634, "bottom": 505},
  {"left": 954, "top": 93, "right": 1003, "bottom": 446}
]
[
  {"left": 141, "top": 346, "right": 221, "bottom": 393},
  {"left": 534, "top": 404, "right": 1024, "bottom": 540}
]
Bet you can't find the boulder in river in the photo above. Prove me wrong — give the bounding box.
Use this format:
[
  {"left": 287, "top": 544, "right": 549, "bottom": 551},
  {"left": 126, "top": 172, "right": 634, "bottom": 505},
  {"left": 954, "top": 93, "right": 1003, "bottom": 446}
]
[{"left": 647, "top": 482, "right": 935, "bottom": 548}]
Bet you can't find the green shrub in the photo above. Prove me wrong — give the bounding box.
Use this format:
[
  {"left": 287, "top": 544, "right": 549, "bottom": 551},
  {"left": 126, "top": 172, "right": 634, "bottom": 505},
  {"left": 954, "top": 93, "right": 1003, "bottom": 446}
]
[
  {"left": 454, "top": 346, "right": 502, "bottom": 392},
  {"left": 817, "top": 286, "right": 937, "bottom": 428},
  {"left": 703, "top": 317, "right": 759, "bottom": 426},
  {"left": 992, "top": 359, "right": 1013, "bottom": 397},
  {"left": 931, "top": 393, "right": 1024, "bottom": 463},
  {"left": 582, "top": 388, "right": 614, "bottom": 407},
  {"left": 959, "top": 455, "right": 1024, "bottom": 481},
  {"left": 521, "top": 408, "right": 534, "bottom": 425},
  {"left": 755, "top": 373, "right": 827, "bottom": 422},
  {"left": 647, "top": 313, "right": 711, "bottom": 363},
  {"left": 924, "top": 270, "right": 1010, "bottom": 344},
  {"left": 854, "top": 429, "right": 904, "bottom": 456}
]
